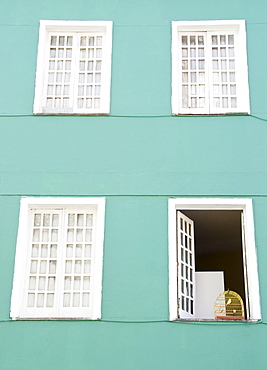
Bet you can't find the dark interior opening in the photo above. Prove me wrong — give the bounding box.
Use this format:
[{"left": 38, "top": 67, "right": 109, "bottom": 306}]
[{"left": 181, "top": 210, "right": 246, "bottom": 317}]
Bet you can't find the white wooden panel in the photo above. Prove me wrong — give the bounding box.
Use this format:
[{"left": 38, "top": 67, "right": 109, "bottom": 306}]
[{"left": 195, "top": 271, "right": 225, "bottom": 319}]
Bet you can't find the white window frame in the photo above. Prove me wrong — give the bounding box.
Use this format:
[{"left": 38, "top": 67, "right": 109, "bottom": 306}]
[
  {"left": 168, "top": 198, "right": 261, "bottom": 321},
  {"left": 172, "top": 20, "right": 250, "bottom": 115},
  {"left": 33, "top": 20, "right": 113, "bottom": 115},
  {"left": 10, "top": 197, "right": 105, "bottom": 320}
]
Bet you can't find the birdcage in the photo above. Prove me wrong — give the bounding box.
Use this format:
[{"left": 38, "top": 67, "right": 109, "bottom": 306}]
[{"left": 214, "top": 290, "right": 245, "bottom": 320}]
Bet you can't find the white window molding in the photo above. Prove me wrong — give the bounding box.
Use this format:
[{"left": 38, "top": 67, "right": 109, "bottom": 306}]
[
  {"left": 33, "top": 20, "right": 113, "bottom": 115},
  {"left": 172, "top": 20, "right": 250, "bottom": 115},
  {"left": 10, "top": 197, "right": 105, "bottom": 320},
  {"left": 168, "top": 198, "right": 261, "bottom": 321}
]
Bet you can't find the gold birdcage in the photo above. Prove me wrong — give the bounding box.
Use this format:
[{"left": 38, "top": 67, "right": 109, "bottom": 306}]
[{"left": 214, "top": 290, "right": 245, "bottom": 320}]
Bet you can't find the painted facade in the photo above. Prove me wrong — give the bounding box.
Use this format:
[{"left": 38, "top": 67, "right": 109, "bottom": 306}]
[{"left": 0, "top": 0, "right": 267, "bottom": 368}]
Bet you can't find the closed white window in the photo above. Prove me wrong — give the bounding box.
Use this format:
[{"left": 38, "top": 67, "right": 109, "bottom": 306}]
[
  {"left": 33, "top": 21, "right": 113, "bottom": 115},
  {"left": 172, "top": 21, "right": 250, "bottom": 115},
  {"left": 168, "top": 199, "right": 261, "bottom": 321},
  {"left": 10, "top": 197, "right": 105, "bottom": 320}
]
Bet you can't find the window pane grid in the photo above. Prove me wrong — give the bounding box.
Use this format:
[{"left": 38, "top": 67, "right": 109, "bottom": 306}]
[
  {"left": 180, "top": 33, "right": 207, "bottom": 110},
  {"left": 176, "top": 26, "right": 244, "bottom": 114},
  {"left": 63, "top": 212, "right": 94, "bottom": 308},
  {"left": 46, "top": 34, "right": 74, "bottom": 109},
  {"left": 177, "top": 212, "right": 195, "bottom": 316},
  {"left": 76, "top": 34, "right": 103, "bottom": 110},
  {"left": 27, "top": 211, "right": 61, "bottom": 309},
  {"left": 210, "top": 33, "right": 237, "bottom": 109}
]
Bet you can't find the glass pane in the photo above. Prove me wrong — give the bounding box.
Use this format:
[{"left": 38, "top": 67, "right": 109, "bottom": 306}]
[
  {"left": 84, "top": 244, "right": 91, "bottom": 258},
  {"left": 65, "top": 260, "right": 72, "bottom": 274},
  {"left": 228, "top": 47, "right": 235, "bottom": 57},
  {"left": 67, "top": 229, "right": 74, "bottom": 242},
  {"left": 34, "top": 214, "right": 41, "bottom": 226},
  {"left": 74, "top": 277, "right": 81, "bottom": 290},
  {"left": 182, "top": 60, "right": 188, "bottom": 70},
  {"left": 84, "top": 261, "right": 91, "bottom": 274},
  {"left": 38, "top": 277, "right": 46, "bottom": 290},
  {"left": 58, "top": 48, "right": 64, "bottom": 58},
  {"left": 190, "top": 36, "right": 196, "bottom": 45},
  {"left": 40, "top": 261, "right": 47, "bottom": 274},
  {"left": 220, "top": 35, "right": 226, "bottom": 45},
  {"left": 190, "top": 60, "right": 196, "bottom": 70},
  {"left": 64, "top": 276, "right": 71, "bottom": 290},
  {"left": 63, "top": 293, "right": 71, "bottom": 307},
  {"left": 30, "top": 261, "right": 37, "bottom": 274},
  {"left": 212, "top": 48, "right": 218, "bottom": 57},
  {"left": 212, "top": 35, "right": 218, "bottom": 45},
  {"left": 50, "top": 36, "right": 57, "bottom": 46},
  {"left": 89, "top": 37, "right": 94, "bottom": 46},
  {"left": 222, "top": 97, "right": 228, "bottom": 108},
  {"left": 29, "top": 276, "right": 36, "bottom": 290},
  {"left": 67, "top": 36, "right": 73, "bottom": 46},
  {"left": 50, "top": 245, "right": 57, "bottom": 258},
  {"left": 231, "top": 97, "right": 237, "bottom": 108},
  {"left": 96, "top": 36, "right": 102, "bottom": 46},
  {"left": 31, "top": 244, "right": 39, "bottom": 258},
  {"left": 73, "top": 293, "right": 80, "bottom": 307},
  {"left": 83, "top": 276, "right": 90, "bottom": 290},
  {"left": 190, "top": 48, "right": 196, "bottom": 58},
  {"left": 48, "top": 277, "right": 55, "bottom": 291},
  {"left": 182, "top": 72, "right": 188, "bottom": 83},
  {"left": 85, "top": 229, "right": 92, "bottom": 242},
  {"left": 82, "top": 293, "right": 90, "bottom": 307},
  {"left": 66, "top": 244, "right": 73, "bottom": 258},
  {"left": 228, "top": 35, "right": 234, "bottom": 45},
  {"left": 41, "top": 245, "right": 48, "bottom": 258},
  {"left": 52, "top": 214, "right": 59, "bottom": 227},
  {"left": 49, "top": 260, "right": 57, "bottom": 274},
  {"left": 33, "top": 229, "right": 40, "bottom": 242},
  {"left": 75, "top": 245, "right": 82, "bottom": 258},
  {"left": 213, "top": 85, "right": 220, "bottom": 95},
  {"left": 74, "top": 261, "right": 82, "bottom": 274},
  {"left": 76, "top": 229, "right": 83, "bottom": 242},
  {"left": 37, "top": 293, "right": 44, "bottom": 307},
  {"left": 182, "top": 48, "right": 188, "bottom": 57},
  {"left": 27, "top": 293, "right": 35, "bottom": 307},
  {"left": 198, "top": 36, "right": 204, "bottom": 45},
  {"left": 77, "top": 214, "right": 84, "bottom": 226},
  {"left": 181, "top": 36, "right": 188, "bottom": 45},
  {"left": 59, "top": 36, "right": 65, "bottom": 46},
  {"left": 46, "top": 294, "right": 54, "bottom": 307},
  {"left": 42, "top": 229, "right": 49, "bottom": 242},
  {"left": 86, "top": 214, "right": 93, "bottom": 227}
]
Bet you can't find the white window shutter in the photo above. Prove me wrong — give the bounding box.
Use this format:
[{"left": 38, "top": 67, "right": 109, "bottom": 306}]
[
  {"left": 76, "top": 34, "right": 103, "bottom": 112},
  {"left": 23, "top": 210, "right": 63, "bottom": 317},
  {"left": 176, "top": 211, "right": 195, "bottom": 319},
  {"left": 43, "top": 33, "right": 75, "bottom": 113},
  {"left": 209, "top": 32, "right": 238, "bottom": 114},
  {"left": 178, "top": 32, "right": 209, "bottom": 114},
  {"left": 59, "top": 210, "right": 96, "bottom": 317}
]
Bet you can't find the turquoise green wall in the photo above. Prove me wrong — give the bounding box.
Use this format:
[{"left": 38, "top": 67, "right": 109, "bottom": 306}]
[{"left": 1, "top": 0, "right": 267, "bottom": 369}]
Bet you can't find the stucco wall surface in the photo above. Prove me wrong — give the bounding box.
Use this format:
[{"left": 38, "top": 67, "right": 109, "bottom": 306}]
[{"left": 0, "top": 0, "right": 267, "bottom": 369}]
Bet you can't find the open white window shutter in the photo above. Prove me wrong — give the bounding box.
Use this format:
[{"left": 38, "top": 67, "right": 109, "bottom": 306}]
[{"left": 176, "top": 211, "right": 195, "bottom": 319}]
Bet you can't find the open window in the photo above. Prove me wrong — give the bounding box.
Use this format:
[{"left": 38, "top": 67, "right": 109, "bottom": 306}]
[{"left": 168, "top": 199, "right": 261, "bottom": 321}]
